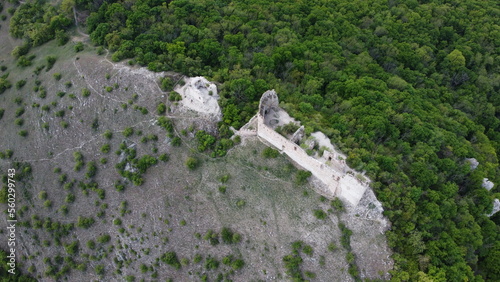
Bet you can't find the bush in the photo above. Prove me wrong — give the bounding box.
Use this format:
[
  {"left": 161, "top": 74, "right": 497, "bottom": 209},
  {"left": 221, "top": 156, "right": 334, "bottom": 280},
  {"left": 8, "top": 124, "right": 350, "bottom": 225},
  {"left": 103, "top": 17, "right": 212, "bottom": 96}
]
[
  {"left": 15, "top": 79, "right": 26, "bottom": 89},
  {"left": 74, "top": 42, "right": 84, "bottom": 52},
  {"left": 157, "top": 103, "right": 166, "bottom": 114},
  {"left": 100, "top": 144, "right": 111, "bottom": 153},
  {"left": 65, "top": 241, "right": 79, "bottom": 255},
  {"left": 328, "top": 242, "right": 337, "bottom": 252},
  {"left": 86, "top": 161, "right": 97, "bottom": 178},
  {"left": 313, "top": 209, "right": 327, "bottom": 220},
  {"left": 0, "top": 78, "right": 11, "bottom": 94},
  {"left": 204, "top": 256, "right": 219, "bottom": 270},
  {"left": 95, "top": 264, "right": 104, "bottom": 275},
  {"left": 77, "top": 216, "right": 95, "bottom": 229},
  {"left": 236, "top": 199, "right": 246, "bottom": 208},
  {"left": 11, "top": 43, "right": 30, "bottom": 59},
  {"left": 81, "top": 88, "right": 90, "bottom": 97},
  {"left": 38, "top": 191, "right": 47, "bottom": 200},
  {"left": 168, "top": 91, "right": 182, "bottom": 101},
  {"left": 262, "top": 147, "right": 280, "bottom": 158},
  {"left": 159, "top": 153, "right": 169, "bottom": 162},
  {"left": 159, "top": 77, "right": 173, "bottom": 91},
  {"left": 218, "top": 186, "right": 226, "bottom": 194},
  {"left": 161, "top": 251, "right": 181, "bottom": 269},
  {"left": 232, "top": 259, "right": 244, "bottom": 270},
  {"left": 55, "top": 30, "right": 69, "bottom": 46},
  {"left": 45, "top": 56, "right": 56, "bottom": 71},
  {"left": 15, "top": 108, "right": 25, "bottom": 117},
  {"left": 18, "top": 130, "right": 28, "bottom": 137},
  {"left": 303, "top": 245, "right": 313, "bottom": 256},
  {"left": 185, "top": 157, "right": 199, "bottom": 170},
  {"left": 53, "top": 73, "right": 62, "bottom": 80},
  {"left": 103, "top": 130, "right": 112, "bottom": 139},
  {"left": 123, "top": 127, "right": 134, "bottom": 137},
  {"left": 97, "top": 234, "right": 111, "bottom": 244},
  {"left": 295, "top": 170, "right": 312, "bottom": 185}
]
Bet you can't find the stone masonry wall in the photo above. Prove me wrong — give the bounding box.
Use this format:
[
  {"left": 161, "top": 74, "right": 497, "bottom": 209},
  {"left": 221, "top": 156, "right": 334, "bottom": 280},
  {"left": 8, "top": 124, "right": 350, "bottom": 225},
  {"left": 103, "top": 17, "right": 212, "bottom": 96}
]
[{"left": 257, "top": 115, "right": 341, "bottom": 197}]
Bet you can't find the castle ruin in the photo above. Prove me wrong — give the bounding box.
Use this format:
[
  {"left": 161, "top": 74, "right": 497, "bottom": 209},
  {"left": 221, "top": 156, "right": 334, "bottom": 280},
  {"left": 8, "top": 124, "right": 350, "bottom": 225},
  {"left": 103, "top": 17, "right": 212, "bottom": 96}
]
[{"left": 240, "top": 90, "right": 370, "bottom": 206}]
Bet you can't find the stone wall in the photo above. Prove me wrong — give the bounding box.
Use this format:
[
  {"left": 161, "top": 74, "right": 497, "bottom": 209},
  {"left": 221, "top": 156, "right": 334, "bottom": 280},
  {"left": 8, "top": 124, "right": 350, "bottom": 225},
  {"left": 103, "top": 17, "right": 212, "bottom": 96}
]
[{"left": 253, "top": 90, "right": 369, "bottom": 206}]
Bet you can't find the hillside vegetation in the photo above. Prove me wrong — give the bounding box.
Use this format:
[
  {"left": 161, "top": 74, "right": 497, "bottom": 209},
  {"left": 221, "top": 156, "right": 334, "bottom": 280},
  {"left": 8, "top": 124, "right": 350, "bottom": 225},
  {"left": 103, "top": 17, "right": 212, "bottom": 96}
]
[{"left": 2, "top": 0, "right": 500, "bottom": 280}]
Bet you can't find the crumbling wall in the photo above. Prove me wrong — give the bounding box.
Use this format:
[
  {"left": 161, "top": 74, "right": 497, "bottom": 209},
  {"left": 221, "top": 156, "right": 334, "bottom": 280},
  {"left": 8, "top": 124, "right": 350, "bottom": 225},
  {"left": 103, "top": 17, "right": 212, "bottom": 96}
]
[{"left": 254, "top": 90, "right": 369, "bottom": 206}]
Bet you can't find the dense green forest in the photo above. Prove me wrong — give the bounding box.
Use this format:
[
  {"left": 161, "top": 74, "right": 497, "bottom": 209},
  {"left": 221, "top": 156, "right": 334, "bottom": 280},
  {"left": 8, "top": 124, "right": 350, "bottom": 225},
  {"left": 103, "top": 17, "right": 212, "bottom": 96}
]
[{"left": 6, "top": 0, "right": 500, "bottom": 280}]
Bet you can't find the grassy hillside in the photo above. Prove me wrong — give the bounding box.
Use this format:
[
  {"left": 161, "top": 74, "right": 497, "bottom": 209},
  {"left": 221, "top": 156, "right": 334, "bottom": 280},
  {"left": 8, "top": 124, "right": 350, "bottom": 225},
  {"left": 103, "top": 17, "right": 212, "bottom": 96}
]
[{"left": 0, "top": 3, "right": 392, "bottom": 280}]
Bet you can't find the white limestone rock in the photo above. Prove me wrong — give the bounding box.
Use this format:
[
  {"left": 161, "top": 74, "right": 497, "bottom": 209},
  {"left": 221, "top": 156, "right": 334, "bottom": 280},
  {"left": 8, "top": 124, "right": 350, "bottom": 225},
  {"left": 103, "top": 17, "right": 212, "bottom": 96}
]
[
  {"left": 466, "top": 158, "right": 479, "bottom": 170},
  {"left": 488, "top": 199, "right": 500, "bottom": 217},
  {"left": 482, "top": 178, "right": 495, "bottom": 191}
]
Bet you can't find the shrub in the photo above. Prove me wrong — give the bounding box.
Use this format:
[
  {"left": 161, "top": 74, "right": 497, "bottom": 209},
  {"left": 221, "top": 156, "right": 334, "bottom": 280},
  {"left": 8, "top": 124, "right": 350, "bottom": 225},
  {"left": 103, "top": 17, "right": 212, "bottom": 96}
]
[
  {"left": 236, "top": 199, "right": 246, "bottom": 208},
  {"left": 101, "top": 144, "right": 111, "bottom": 153},
  {"left": 232, "top": 259, "right": 244, "bottom": 270},
  {"left": 168, "top": 91, "right": 182, "bottom": 101},
  {"left": 15, "top": 80, "right": 26, "bottom": 89},
  {"left": 86, "top": 161, "right": 97, "bottom": 178},
  {"left": 204, "top": 256, "right": 219, "bottom": 270},
  {"left": 15, "top": 108, "right": 25, "bottom": 117},
  {"left": 171, "top": 137, "right": 181, "bottom": 146},
  {"left": 262, "top": 147, "right": 280, "bottom": 158},
  {"left": 103, "top": 130, "right": 112, "bottom": 139},
  {"left": 161, "top": 251, "right": 181, "bottom": 269},
  {"left": 43, "top": 200, "right": 52, "bottom": 208},
  {"left": 157, "top": 103, "right": 166, "bottom": 114},
  {"left": 185, "top": 157, "right": 199, "bottom": 170},
  {"left": 45, "top": 56, "right": 56, "bottom": 71},
  {"left": 97, "top": 234, "right": 111, "bottom": 244},
  {"left": 159, "top": 77, "right": 173, "bottom": 91},
  {"left": 313, "top": 209, "right": 327, "bottom": 220},
  {"left": 65, "top": 193, "right": 75, "bottom": 203},
  {"left": 328, "top": 242, "right": 337, "bottom": 252},
  {"left": 14, "top": 118, "right": 24, "bottom": 126},
  {"left": 219, "top": 174, "right": 230, "bottom": 183},
  {"left": 81, "top": 88, "right": 90, "bottom": 97},
  {"left": 0, "top": 78, "right": 11, "bottom": 94},
  {"left": 303, "top": 245, "right": 313, "bottom": 256},
  {"left": 95, "top": 264, "right": 104, "bottom": 275},
  {"left": 11, "top": 43, "right": 30, "bottom": 59},
  {"left": 53, "top": 73, "right": 62, "bottom": 80},
  {"left": 18, "top": 130, "right": 28, "bottom": 137},
  {"left": 74, "top": 42, "right": 84, "bottom": 52},
  {"left": 218, "top": 186, "right": 226, "bottom": 194},
  {"left": 65, "top": 241, "right": 79, "bottom": 255},
  {"left": 159, "top": 153, "right": 169, "bottom": 162},
  {"left": 123, "top": 127, "right": 134, "bottom": 137},
  {"left": 193, "top": 254, "right": 202, "bottom": 263},
  {"left": 157, "top": 116, "right": 173, "bottom": 133},
  {"left": 38, "top": 191, "right": 47, "bottom": 200},
  {"left": 77, "top": 216, "right": 95, "bottom": 229},
  {"left": 295, "top": 170, "right": 312, "bottom": 185},
  {"left": 55, "top": 30, "right": 69, "bottom": 46},
  {"left": 331, "top": 198, "right": 345, "bottom": 212}
]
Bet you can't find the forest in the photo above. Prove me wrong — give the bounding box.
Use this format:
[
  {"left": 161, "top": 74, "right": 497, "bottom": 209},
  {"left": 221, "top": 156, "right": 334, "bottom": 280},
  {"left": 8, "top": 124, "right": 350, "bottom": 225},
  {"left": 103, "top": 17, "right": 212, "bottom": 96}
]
[{"left": 5, "top": 0, "right": 500, "bottom": 280}]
